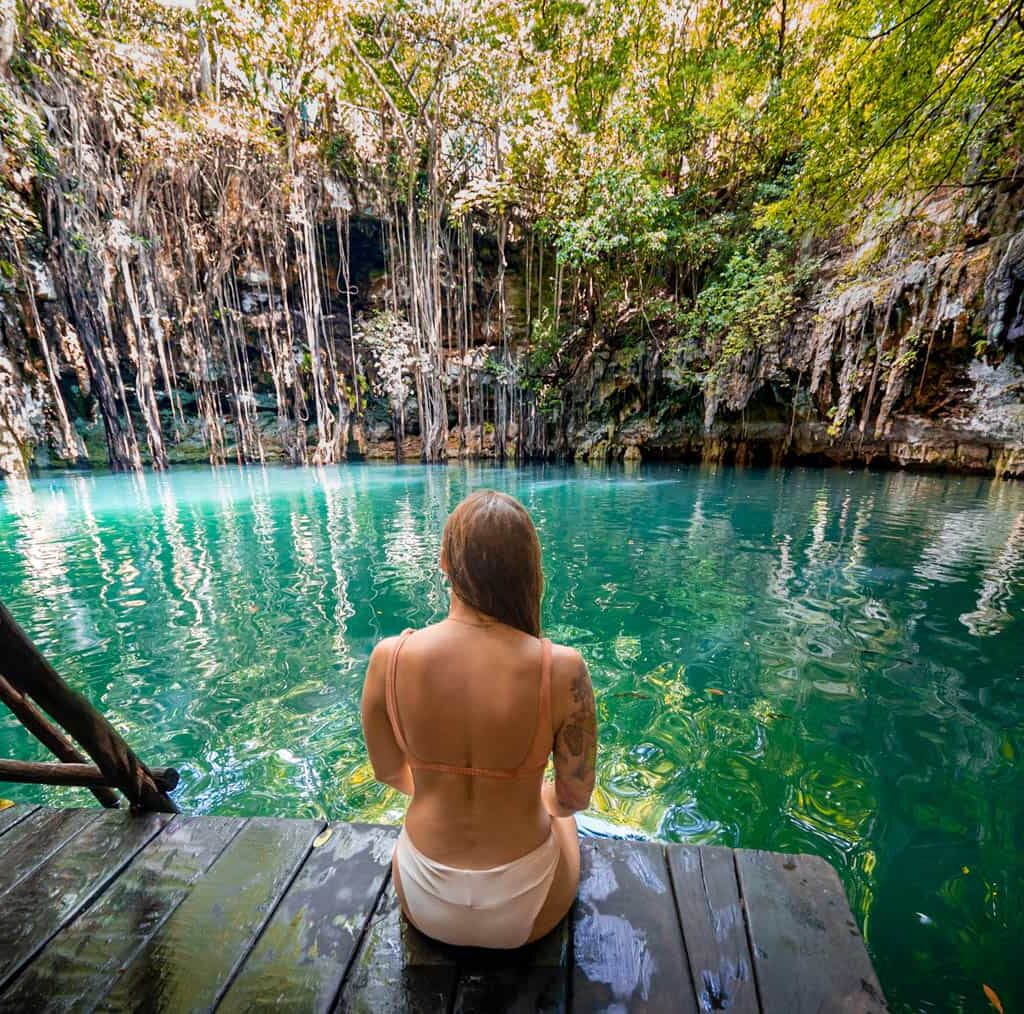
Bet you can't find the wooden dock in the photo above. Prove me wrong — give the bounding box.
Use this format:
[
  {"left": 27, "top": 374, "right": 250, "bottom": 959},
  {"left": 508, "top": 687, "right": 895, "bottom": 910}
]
[{"left": 0, "top": 804, "right": 887, "bottom": 1013}]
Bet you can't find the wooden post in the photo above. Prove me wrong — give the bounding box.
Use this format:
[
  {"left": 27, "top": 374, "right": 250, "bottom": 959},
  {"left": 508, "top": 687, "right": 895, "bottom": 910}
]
[
  {"left": 0, "top": 759, "right": 180, "bottom": 792},
  {"left": 0, "top": 601, "right": 178, "bottom": 813},
  {"left": 0, "top": 673, "right": 120, "bottom": 808}
]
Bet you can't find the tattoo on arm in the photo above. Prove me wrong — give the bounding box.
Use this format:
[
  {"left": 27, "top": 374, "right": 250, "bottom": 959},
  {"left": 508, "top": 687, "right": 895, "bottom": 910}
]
[
  {"left": 554, "top": 664, "right": 597, "bottom": 809},
  {"left": 563, "top": 723, "right": 584, "bottom": 755}
]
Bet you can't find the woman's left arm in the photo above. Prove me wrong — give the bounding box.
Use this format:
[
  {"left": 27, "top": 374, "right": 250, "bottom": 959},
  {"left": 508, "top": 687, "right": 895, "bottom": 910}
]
[
  {"left": 361, "top": 639, "right": 414, "bottom": 795},
  {"left": 547, "top": 648, "right": 598, "bottom": 817}
]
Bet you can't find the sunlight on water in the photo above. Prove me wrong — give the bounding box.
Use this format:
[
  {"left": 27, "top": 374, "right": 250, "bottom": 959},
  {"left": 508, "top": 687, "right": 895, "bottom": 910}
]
[{"left": 1, "top": 462, "right": 1022, "bottom": 1011}]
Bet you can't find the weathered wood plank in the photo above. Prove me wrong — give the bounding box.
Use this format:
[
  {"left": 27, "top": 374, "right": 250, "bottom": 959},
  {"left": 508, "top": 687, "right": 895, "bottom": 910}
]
[
  {"left": 451, "top": 917, "right": 569, "bottom": 1014},
  {"left": 0, "top": 803, "right": 38, "bottom": 837},
  {"left": 668, "top": 845, "right": 759, "bottom": 1014},
  {"left": 218, "top": 822, "right": 398, "bottom": 1013},
  {"left": 95, "top": 817, "right": 320, "bottom": 1013},
  {"left": 335, "top": 882, "right": 458, "bottom": 1014},
  {"left": 735, "top": 850, "right": 887, "bottom": 1014},
  {"left": 572, "top": 839, "right": 698, "bottom": 1013},
  {"left": 0, "top": 809, "right": 169, "bottom": 992},
  {"left": 0, "top": 807, "right": 100, "bottom": 897},
  {"left": 0, "top": 815, "right": 243, "bottom": 1013},
  {"left": 0, "top": 806, "right": 888, "bottom": 1014}
]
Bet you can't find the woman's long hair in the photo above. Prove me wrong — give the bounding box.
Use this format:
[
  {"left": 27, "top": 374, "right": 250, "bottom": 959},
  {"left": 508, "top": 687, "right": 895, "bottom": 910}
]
[{"left": 441, "top": 490, "right": 543, "bottom": 637}]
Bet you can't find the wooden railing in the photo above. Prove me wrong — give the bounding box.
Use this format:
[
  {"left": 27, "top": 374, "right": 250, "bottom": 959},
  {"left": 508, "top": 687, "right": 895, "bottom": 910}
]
[{"left": 0, "top": 600, "right": 178, "bottom": 813}]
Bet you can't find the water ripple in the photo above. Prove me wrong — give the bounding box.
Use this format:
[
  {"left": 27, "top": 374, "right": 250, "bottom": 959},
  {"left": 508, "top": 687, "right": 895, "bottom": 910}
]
[{"left": 1, "top": 463, "right": 1022, "bottom": 1011}]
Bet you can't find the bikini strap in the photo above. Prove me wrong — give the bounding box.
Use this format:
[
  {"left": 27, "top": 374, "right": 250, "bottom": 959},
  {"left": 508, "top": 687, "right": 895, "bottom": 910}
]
[
  {"left": 384, "top": 628, "right": 415, "bottom": 755},
  {"left": 520, "top": 637, "right": 553, "bottom": 773},
  {"left": 387, "top": 632, "right": 552, "bottom": 778}
]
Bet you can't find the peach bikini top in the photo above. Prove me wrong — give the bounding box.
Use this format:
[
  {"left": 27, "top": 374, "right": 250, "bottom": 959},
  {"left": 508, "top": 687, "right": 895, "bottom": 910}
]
[{"left": 385, "top": 628, "right": 552, "bottom": 779}]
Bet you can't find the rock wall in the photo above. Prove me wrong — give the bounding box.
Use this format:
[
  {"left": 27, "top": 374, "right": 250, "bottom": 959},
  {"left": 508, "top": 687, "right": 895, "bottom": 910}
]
[
  {"left": 560, "top": 191, "right": 1024, "bottom": 479},
  {"left": 1, "top": 1, "right": 1021, "bottom": 482},
  {"left": 1, "top": 188, "right": 1022, "bottom": 479}
]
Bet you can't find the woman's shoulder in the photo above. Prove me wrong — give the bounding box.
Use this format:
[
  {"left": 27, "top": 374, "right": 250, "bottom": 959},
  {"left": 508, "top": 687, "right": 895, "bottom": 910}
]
[
  {"left": 368, "top": 623, "right": 446, "bottom": 664},
  {"left": 546, "top": 640, "right": 584, "bottom": 662},
  {"left": 366, "top": 630, "right": 412, "bottom": 678},
  {"left": 369, "top": 632, "right": 402, "bottom": 659},
  {"left": 546, "top": 641, "right": 589, "bottom": 687}
]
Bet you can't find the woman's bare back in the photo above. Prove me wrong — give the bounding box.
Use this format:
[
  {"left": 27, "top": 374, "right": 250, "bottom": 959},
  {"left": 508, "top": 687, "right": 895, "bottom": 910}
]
[
  {"left": 386, "top": 621, "right": 551, "bottom": 866},
  {"left": 365, "top": 618, "right": 596, "bottom": 868}
]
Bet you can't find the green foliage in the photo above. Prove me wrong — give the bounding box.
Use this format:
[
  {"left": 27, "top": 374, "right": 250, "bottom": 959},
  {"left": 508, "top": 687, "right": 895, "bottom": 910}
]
[
  {"left": 526, "top": 308, "right": 561, "bottom": 375},
  {"left": 322, "top": 133, "right": 358, "bottom": 179},
  {"left": 0, "top": 78, "right": 50, "bottom": 236},
  {"left": 675, "top": 238, "right": 801, "bottom": 376},
  {"left": 2, "top": 0, "right": 1019, "bottom": 419},
  {"left": 537, "top": 386, "right": 564, "bottom": 420},
  {"left": 554, "top": 169, "right": 681, "bottom": 270},
  {"left": 757, "top": 0, "right": 1024, "bottom": 234}
]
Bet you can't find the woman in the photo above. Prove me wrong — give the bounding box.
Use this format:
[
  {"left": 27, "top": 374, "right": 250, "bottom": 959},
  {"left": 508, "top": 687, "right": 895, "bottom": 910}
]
[{"left": 361, "top": 489, "right": 598, "bottom": 948}]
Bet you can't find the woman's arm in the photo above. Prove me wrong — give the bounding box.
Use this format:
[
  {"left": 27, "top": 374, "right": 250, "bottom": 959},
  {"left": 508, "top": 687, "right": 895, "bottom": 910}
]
[
  {"left": 361, "top": 639, "right": 414, "bottom": 796},
  {"left": 548, "top": 649, "right": 597, "bottom": 817}
]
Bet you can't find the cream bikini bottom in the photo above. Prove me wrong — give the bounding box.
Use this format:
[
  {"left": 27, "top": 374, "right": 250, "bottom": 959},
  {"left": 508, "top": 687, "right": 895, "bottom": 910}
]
[{"left": 393, "top": 825, "right": 560, "bottom": 949}]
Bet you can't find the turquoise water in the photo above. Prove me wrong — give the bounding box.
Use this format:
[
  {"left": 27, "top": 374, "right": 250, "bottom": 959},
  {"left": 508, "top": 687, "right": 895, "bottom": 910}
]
[{"left": 0, "top": 463, "right": 1021, "bottom": 1011}]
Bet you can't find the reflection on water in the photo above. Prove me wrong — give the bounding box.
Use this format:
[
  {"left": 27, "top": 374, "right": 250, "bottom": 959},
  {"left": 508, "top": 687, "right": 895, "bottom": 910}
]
[{"left": 1, "top": 463, "right": 1022, "bottom": 1011}]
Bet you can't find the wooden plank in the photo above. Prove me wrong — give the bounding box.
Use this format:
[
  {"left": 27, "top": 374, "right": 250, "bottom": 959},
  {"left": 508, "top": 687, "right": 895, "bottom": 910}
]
[
  {"left": 0, "top": 807, "right": 100, "bottom": 896},
  {"left": 335, "top": 883, "right": 458, "bottom": 1014},
  {"left": 0, "top": 809, "right": 888, "bottom": 1014},
  {"left": 218, "top": 822, "right": 398, "bottom": 1013},
  {"left": 0, "top": 809, "right": 169, "bottom": 992},
  {"left": 451, "top": 917, "right": 569, "bottom": 1014},
  {"left": 572, "top": 839, "right": 698, "bottom": 1013},
  {"left": 0, "top": 815, "right": 243, "bottom": 1013},
  {"left": 93, "top": 817, "right": 319, "bottom": 1012},
  {"left": 735, "top": 850, "right": 887, "bottom": 1014},
  {"left": 668, "top": 845, "right": 759, "bottom": 1014},
  {"left": 0, "top": 803, "right": 39, "bottom": 837}
]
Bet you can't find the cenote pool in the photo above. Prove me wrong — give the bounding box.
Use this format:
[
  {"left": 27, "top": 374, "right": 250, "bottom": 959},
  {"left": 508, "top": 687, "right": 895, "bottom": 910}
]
[{"left": 0, "top": 463, "right": 1021, "bottom": 1011}]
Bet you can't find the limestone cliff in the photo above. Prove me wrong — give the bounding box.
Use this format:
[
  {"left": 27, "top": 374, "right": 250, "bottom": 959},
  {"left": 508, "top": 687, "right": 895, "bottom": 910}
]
[{"left": 560, "top": 189, "right": 1024, "bottom": 478}]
